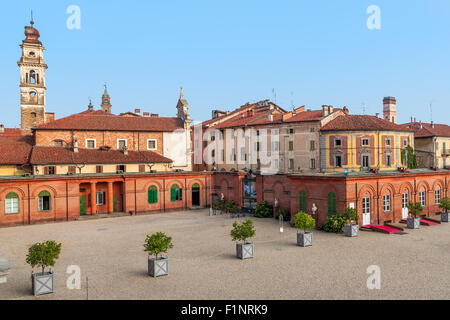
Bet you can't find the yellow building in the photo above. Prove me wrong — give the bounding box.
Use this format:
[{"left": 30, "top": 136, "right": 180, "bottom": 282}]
[
  {"left": 320, "top": 115, "right": 414, "bottom": 173},
  {"left": 0, "top": 131, "right": 32, "bottom": 176}
]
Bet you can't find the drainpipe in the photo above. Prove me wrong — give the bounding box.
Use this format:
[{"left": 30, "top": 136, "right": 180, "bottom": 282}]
[
  {"left": 66, "top": 181, "right": 69, "bottom": 221},
  {"left": 163, "top": 178, "right": 166, "bottom": 212},
  {"left": 185, "top": 178, "right": 187, "bottom": 210},
  {"left": 134, "top": 179, "right": 137, "bottom": 215},
  {"left": 355, "top": 183, "right": 358, "bottom": 218},
  {"left": 376, "top": 181, "right": 380, "bottom": 225}
]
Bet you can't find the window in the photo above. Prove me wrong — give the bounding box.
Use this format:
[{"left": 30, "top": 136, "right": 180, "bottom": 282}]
[
  {"left": 272, "top": 129, "right": 279, "bottom": 135},
  {"left": 327, "top": 192, "right": 337, "bottom": 216},
  {"left": 53, "top": 140, "right": 64, "bottom": 147},
  {"left": 310, "top": 159, "right": 316, "bottom": 169},
  {"left": 310, "top": 127, "right": 315, "bottom": 132},
  {"left": 68, "top": 166, "right": 76, "bottom": 174},
  {"left": 299, "top": 190, "right": 307, "bottom": 213},
  {"left": 96, "top": 191, "right": 106, "bottom": 205},
  {"left": 420, "top": 191, "right": 426, "bottom": 207},
  {"left": 170, "top": 184, "right": 183, "bottom": 201},
  {"left": 435, "top": 188, "right": 441, "bottom": 205},
  {"left": 86, "top": 139, "right": 96, "bottom": 149},
  {"left": 5, "top": 192, "right": 19, "bottom": 214},
  {"left": 289, "top": 159, "right": 294, "bottom": 170},
  {"left": 335, "top": 155, "right": 342, "bottom": 168},
  {"left": 147, "top": 139, "right": 157, "bottom": 150},
  {"left": 44, "top": 166, "right": 56, "bottom": 175},
  {"left": 256, "top": 142, "right": 260, "bottom": 152},
  {"left": 383, "top": 194, "right": 391, "bottom": 212},
  {"left": 362, "top": 155, "right": 370, "bottom": 168},
  {"left": 273, "top": 159, "right": 279, "bottom": 169},
  {"left": 335, "top": 139, "right": 342, "bottom": 147},
  {"left": 117, "top": 139, "right": 127, "bottom": 150},
  {"left": 272, "top": 141, "right": 279, "bottom": 152},
  {"left": 386, "top": 138, "right": 391, "bottom": 146},
  {"left": 362, "top": 197, "right": 371, "bottom": 216},
  {"left": 289, "top": 128, "right": 294, "bottom": 135},
  {"left": 117, "top": 165, "right": 126, "bottom": 172},
  {"left": 288, "top": 141, "right": 294, "bottom": 151},
  {"left": 139, "top": 165, "right": 146, "bottom": 173},
  {"left": 240, "top": 147, "right": 246, "bottom": 161},
  {"left": 96, "top": 165, "right": 103, "bottom": 173},
  {"left": 386, "top": 154, "right": 392, "bottom": 167},
  {"left": 31, "top": 112, "right": 37, "bottom": 118},
  {"left": 256, "top": 130, "right": 260, "bottom": 136},
  {"left": 148, "top": 186, "right": 158, "bottom": 204},
  {"left": 403, "top": 139, "right": 408, "bottom": 147},
  {"left": 310, "top": 141, "right": 315, "bottom": 151},
  {"left": 362, "top": 139, "right": 369, "bottom": 146},
  {"left": 38, "top": 191, "right": 51, "bottom": 211}
]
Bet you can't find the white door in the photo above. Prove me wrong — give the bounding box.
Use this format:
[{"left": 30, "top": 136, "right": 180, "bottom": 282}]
[
  {"left": 402, "top": 193, "right": 409, "bottom": 219},
  {"left": 362, "top": 197, "right": 371, "bottom": 225}
]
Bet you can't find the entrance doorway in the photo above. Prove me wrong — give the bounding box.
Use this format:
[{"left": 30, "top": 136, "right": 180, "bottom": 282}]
[
  {"left": 362, "top": 197, "right": 371, "bottom": 225},
  {"left": 242, "top": 175, "right": 257, "bottom": 214},
  {"left": 192, "top": 183, "right": 200, "bottom": 206},
  {"left": 402, "top": 193, "right": 409, "bottom": 219}
]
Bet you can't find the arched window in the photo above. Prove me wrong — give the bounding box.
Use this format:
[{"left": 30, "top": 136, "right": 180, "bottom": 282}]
[
  {"left": 148, "top": 186, "right": 158, "bottom": 204},
  {"left": 192, "top": 183, "right": 200, "bottom": 190},
  {"left": 5, "top": 192, "right": 19, "bottom": 214},
  {"left": 299, "top": 190, "right": 307, "bottom": 212},
  {"left": 435, "top": 186, "right": 441, "bottom": 205},
  {"left": 31, "top": 112, "right": 37, "bottom": 118},
  {"left": 170, "top": 184, "right": 183, "bottom": 202},
  {"left": 327, "top": 192, "right": 337, "bottom": 216},
  {"left": 38, "top": 190, "right": 51, "bottom": 211},
  {"left": 30, "top": 70, "right": 36, "bottom": 84}
]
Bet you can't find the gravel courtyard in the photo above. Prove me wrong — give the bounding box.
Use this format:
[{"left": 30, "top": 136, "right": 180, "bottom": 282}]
[{"left": 1, "top": 209, "right": 450, "bottom": 300}]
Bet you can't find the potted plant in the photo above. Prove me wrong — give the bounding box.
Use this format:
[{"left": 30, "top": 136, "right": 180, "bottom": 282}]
[
  {"left": 343, "top": 208, "right": 359, "bottom": 237},
  {"left": 212, "top": 201, "right": 221, "bottom": 215},
  {"left": 0, "top": 251, "right": 10, "bottom": 284},
  {"left": 439, "top": 198, "right": 450, "bottom": 222},
  {"left": 253, "top": 201, "right": 273, "bottom": 218},
  {"left": 26, "top": 240, "right": 62, "bottom": 296},
  {"left": 407, "top": 202, "right": 423, "bottom": 229},
  {"left": 231, "top": 219, "right": 256, "bottom": 259},
  {"left": 144, "top": 232, "right": 173, "bottom": 277},
  {"left": 294, "top": 211, "right": 316, "bottom": 247},
  {"left": 276, "top": 208, "right": 291, "bottom": 222},
  {"left": 224, "top": 200, "right": 238, "bottom": 217}
]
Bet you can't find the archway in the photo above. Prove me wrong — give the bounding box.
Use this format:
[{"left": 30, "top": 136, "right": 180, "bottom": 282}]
[{"left": 192, "top": 183, "right": 200, "bottom": 207}]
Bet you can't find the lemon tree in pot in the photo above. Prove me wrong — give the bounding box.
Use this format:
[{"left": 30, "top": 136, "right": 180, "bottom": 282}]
[
  {"left": 26, "top": 240, "right": 62, "bottom": 296},
  {"left": 231, "top": 219, "right": 255, "bottom": 259},
  {"left": 144, "top": 232, "right": 173, "bottom": 277},
  {"left": 407, "top": 202, "right": 423, "bottom": 229},
  {"left": 439, "top": 198, "right": 450, "bottom": 222},
  {"left": 344, "top": 208, "right": 359, "bottom": 237},
  {"left": 294, "top": 211, "right": 316, "bottom": 247}
]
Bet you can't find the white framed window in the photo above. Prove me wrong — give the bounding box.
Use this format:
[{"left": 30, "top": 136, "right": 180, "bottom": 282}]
[
  {"left": 335, "top": 155, "right": 342, "bottom": 168},
  {"left": 310, "top": 159, "right": 316, "bottom": 169},
  {"left": 362, "top": 155, "right": 370, "bottom": 167},
  {"left": 289, "top": 159, "right": 294, "bottom": 169},
  {"left": 272, "top": 141, "right": 279, "bottom": 151},
  {"left": 435, "top": 188, "right": 441, "bottom": 205},
  {"left": 362, "top": 138, "right": 370, "bottom": 146},
  {"left": 240, "top": 147, "right": 246, "bottom": 161},
  {"left": 117, "top": 139, "right": 127, "bottom": 150},
  {"left": 274, "top": 159, "right": 279, "bottom": 169},
  {"left": 86, "top": 139, "right": 96, "bottom": 149},
  {"left": 386, "top": 138, "right": 391, "bottom": 146},
  {"left": 335, "top": 139, "right": 342, "bottom": 147},
  {"left": 5, "top": 193, "right": 19, "bottom": 214},
  {"left": 383, "top": 194, "right": 391, "bottom": 212},
  {"left": 96, "top": 191, "right": 105, "bottom": 205},
  {"left": 147, "top": 139, "right": 157, "bottom": 150},
  {"left": 362, "top": 197, "right": 371, "bottom": 215},
  {"left": 403, "top": 139, "right": 408, "bottom": 147},
  {"left": 386, "top": 154, "right": 392, "bottom": 167},
  {"left": 420, "top": 191, "right": 426, "bottom": 207}
]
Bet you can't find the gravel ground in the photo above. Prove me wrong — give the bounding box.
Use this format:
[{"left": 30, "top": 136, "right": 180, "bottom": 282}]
[{"left": 0, "top": 209, "right": 449, "bottom": 300}]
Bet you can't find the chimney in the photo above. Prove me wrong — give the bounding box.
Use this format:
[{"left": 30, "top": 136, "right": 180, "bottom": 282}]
[
  {"left": 268, "top": 114, "right": 273, "bottom": 122},
  {"left": 143, "top": 112, "right": 150, "bottom": 117},
  {"left": 343, "top": 106, "right": 349, "bottom": 115},
  {"left": 328, "top": 105, "right": 334, "bottom": 114},
  {"left": 150, "top": 113, "right": 159, "bottom": 118},
  {"left": 0, "top": 124, "right": 4, "bottom": 133},
  {"left": 134, "top": 108, "right": 141, "bottom": 115},
  {"left": 123, "top": 147, "right": 128, "bottom": 156},
  {"left": 322, "top": 105, "right": 329, "bottom": 117},
  {"left": 73, "top": 138, "right": 79, "bottom": 153},
  {"left": 376, "top": 113, "right": 380, "bottom": 118},
  {"left": 431, "top": 121, "right": 434, "bottom": 128}
]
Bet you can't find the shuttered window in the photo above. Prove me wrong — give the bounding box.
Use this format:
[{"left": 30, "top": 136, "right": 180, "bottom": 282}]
[
  {"left": 5, "top": 192, "right": 19, "bottom": 214},
  {"left": 148, "top": 186, "right": 158, "bottom": 204},
  {"left": 327, "top": 192, "right": 337, "bottom": 216},
  {"left": 299, "top": 190, "right": 307, "bottom": 213},
  {"left": 170, "top": 184, "right": 183, "bottom": 202}
]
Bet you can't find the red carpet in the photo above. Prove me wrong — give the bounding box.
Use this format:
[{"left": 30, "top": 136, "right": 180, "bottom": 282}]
[
  {"left": 420, "top": 219, "right": 439, "bottom": 226},
  {"left": 364, "top": 224, "right": 403, "bottom": 234}
]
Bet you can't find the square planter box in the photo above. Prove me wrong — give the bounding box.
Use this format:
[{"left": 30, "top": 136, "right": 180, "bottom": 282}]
[
  {"left": 236, "top": 243, "right": 254, "bottom": 259},
  {"left": 297, "top": 232, "right": 313, "bottom": 247},
  {"left": 0, "top": 252, "right": 10, "bottom": 284},
  {"left": 441, "top": 212, "right": 450, "bottom": 223},
  {"left": 407, "top": 217, "right": 420, "bottom": 229},
  {"left": 32, "top": 272, "right": 54, "bottom": 296},
  {"left": 344, "top": 224, "right": 359, "bottom": 237},
  {"left": 148, "top": 257, "right": 169, "bottom": 277}
]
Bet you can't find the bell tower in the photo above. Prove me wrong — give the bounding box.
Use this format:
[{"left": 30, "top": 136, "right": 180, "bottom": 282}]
[
  {"left": 176, "top": 87, "right": 189, "bottom": 121},
  {"left": 383, "top": 96, "right": 397, "bottom": 124},
  {"left": 18, "top": 18, "right": 48, "bottom": 131},
  {"left": 101, "top": 84, "right": 112, "bottom": 113}
]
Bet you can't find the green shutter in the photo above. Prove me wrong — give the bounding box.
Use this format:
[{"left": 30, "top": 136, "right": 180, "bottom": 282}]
[
  {"left": 170, "top": 185, "right": 176, "bottom": 201},
  {"left": 148, "top": 186, "right": 157, "bottom": 204},
  {"left": 328, "top": 192, "right": 337, "bottom": 216},
  {"left": 299, "top": 190, "right": 307, "bottom": 212}
]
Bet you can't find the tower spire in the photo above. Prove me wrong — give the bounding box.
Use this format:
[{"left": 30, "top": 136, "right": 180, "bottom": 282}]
[{"left": 31, "top": 10, "right": 34, "bottom": 25}]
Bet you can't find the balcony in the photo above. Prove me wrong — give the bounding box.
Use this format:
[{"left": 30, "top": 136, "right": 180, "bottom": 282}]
[{"left": 441, "top": 150, "right": 450, "bottom": 157}]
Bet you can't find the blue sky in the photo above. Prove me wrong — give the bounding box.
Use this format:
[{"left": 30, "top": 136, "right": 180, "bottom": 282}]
[{"left": 1, "top": 0, "right": 449, "bottom": 128}]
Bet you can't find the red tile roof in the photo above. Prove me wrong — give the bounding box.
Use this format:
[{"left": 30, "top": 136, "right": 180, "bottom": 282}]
[
  {"left": 0, "top": 128, "right": 24, "bottom": 136},
  {"left": 0, "top": 135, "right": 33, "bottom": 165},
  {"left": 29, "top": 146, "right": 172, "bottom": 165},
  {"left": 35, "top": 110, "right": 184, "bottom": 132},
  {"left": 284, "top": 110, "right": 323, "bottom": 123},
  {"left": 321, "top": 115, "right": 413, "bottom": 132},
  {"left": 402, "top": 122, "right": 450, "bottom": 138}
]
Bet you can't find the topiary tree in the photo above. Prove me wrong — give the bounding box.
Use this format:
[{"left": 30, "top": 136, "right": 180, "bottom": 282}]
[
  {"left": 407, "top": 202, "right": 423, "bottom": 218},
  {"left": 439, "top": 198, "right": 450, "bottom": 213},
  {"left": 293, "top": 211, "right": 316, "bottom": 233},
  {"left": 26, "top": 240, "right": 62, "bottom": 274},
  {"left": 343, "top": 207, "right": 359, "bottom": 224},
  {"left": 144, "top": 232, "right": 174, "bottom": 260},
  {"left": 253, "top": 201, "right": 273, "bottom": 218},
  {"left": 230, "top": 219, "right": 256, "bottom": 244},
  {"left": 322, "top": 215, "right": 347, "bottom": 233}
]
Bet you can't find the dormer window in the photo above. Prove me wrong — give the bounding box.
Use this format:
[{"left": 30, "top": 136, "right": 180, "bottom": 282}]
[
  {"left": 86, "top": 139, "right": 96, "bottom": 149},
  {"left": 53, "top": 140, "right": 64, "bottom": 147}
]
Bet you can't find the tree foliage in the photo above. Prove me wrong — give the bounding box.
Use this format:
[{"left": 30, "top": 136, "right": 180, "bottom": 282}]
[
  {"left": 26, "top": 240, "right": 62, "bottom": 274},
  {"left": 343, "top": 207, "right": 359, "bottom": 223},
  {"left": 230, "top": 219, "right": 256, "bottom": 243},
  {"left": 253, "top": 201, "right": 273, "bottom": 218},
  {"left": 407, "top": 202, "right": 423, "bottom": 218},
  {"left": 144, "top": 232, "right": 174, "bottom": 260},
  {"left": 440, "top": 198, "right": 450, "bottom": 213},
  {"left": 293, "top": 211, "right": 316, "bottom": 232},
  {"left": 322, "top": 215, "right": 347, "bottom": 233},
  {"left": 401, "top": 146, "right": 417, "bottom": 169}
]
